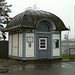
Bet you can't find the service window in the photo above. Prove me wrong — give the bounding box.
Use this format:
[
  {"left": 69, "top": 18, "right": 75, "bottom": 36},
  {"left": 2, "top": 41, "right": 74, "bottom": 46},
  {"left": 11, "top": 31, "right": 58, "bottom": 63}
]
[
  {"left": 39, "top": 38, "right": 47, "bottom": 50},
  {"left": 54, "top": 39, "right": 59, "bottom": 48}
]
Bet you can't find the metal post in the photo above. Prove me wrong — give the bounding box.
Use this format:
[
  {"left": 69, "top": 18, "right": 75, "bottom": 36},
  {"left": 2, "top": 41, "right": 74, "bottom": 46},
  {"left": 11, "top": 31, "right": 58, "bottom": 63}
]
[{"left": 69, "top": 48, "right": 70, "bottom": 59}]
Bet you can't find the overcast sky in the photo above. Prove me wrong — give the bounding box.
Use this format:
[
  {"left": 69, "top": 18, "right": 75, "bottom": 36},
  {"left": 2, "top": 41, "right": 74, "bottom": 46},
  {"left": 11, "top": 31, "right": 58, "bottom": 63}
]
[{"left": 6, "top": 0, "right": 75, "bottom": 40}]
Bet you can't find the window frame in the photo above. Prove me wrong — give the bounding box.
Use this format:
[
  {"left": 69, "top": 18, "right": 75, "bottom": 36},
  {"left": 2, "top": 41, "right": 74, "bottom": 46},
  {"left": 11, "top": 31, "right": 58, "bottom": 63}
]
[{"left": 39, "top": 38, "right": 47, "bottom": 50}]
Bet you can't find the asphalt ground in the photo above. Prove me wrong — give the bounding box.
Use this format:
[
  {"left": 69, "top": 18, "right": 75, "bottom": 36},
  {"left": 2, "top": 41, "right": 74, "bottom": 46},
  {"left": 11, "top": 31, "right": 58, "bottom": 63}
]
[{"left": 0, "top": 58, "right": 75, "bottom": 75}]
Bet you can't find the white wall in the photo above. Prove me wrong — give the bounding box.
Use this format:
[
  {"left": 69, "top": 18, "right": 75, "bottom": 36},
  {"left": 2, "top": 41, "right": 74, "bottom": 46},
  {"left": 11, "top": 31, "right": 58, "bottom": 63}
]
[
  {"left": 9, "top": 35, "right": 12, "bottom": 55},
  {"left": 26, "top": 33, "right": 34, "bottom": 57},
  {"left": 53, "top": 34, "right": 60, "bottom": 56},
  {"left": 13, "top": 34, "right": 18, "bottom": 56},
  {"left": 9, "top": 33, "right": 23, "bottom": 57},
  {"left": 19, "top": 33, "right": 23, "bottom": 57}
]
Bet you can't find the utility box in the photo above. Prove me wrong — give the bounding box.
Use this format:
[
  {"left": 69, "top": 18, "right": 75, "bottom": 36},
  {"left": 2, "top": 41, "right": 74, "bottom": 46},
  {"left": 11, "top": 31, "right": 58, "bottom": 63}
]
[{"left": 0, "top": 41, "right": 8, "bottom": 58}]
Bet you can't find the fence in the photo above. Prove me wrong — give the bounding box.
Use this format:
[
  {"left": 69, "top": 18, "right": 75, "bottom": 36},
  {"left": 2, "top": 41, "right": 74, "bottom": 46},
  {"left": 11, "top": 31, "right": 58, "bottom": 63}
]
[
  {"left": 0, "top": 41, "right": 8, "bottom": 58},
  {"left": 62, "top": 48, "right": 75, "bottom": 59},
  {"left": 61, "top": 41, "right": 75, "bottom": 59}
]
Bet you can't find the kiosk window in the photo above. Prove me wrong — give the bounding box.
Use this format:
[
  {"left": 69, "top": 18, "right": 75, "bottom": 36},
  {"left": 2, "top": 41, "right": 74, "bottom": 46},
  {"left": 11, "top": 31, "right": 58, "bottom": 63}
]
[
  {"left": 54, "top": 39, "right": 59, "bottom": 48},
  {"left": 39, "top": 38, "right": 47, "bottom": 50},
  {"left": 27, "top": 36, "right": 33, "bottom": 43}
]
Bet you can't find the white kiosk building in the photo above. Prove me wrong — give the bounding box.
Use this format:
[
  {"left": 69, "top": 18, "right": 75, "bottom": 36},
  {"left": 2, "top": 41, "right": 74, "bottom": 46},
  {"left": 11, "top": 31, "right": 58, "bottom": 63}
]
[{"left": 5, "top": 10, "right": 68, "bottom": 60}]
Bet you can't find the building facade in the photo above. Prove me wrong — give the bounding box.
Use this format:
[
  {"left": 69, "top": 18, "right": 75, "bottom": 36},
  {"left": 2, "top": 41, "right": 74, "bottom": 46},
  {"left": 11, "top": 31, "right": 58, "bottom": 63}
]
[{"left": 5, "top": 10, "right": 68, "bottom": 60}]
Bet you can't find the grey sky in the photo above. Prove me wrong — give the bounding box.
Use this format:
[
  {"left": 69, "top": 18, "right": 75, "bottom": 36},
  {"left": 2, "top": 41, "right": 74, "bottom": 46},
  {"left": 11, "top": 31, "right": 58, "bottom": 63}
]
[{"left": 6, "top": 0, "right": 75, "bottom": 39}]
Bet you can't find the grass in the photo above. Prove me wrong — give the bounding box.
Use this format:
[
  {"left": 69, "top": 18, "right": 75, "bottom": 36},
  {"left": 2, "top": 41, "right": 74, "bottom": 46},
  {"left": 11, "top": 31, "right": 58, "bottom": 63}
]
[
  {"left": 62, "top": 54, "right": 75, "bottom": 59},
  {"left": 62, "top": 54, "right": 69, "bottom": 59}
]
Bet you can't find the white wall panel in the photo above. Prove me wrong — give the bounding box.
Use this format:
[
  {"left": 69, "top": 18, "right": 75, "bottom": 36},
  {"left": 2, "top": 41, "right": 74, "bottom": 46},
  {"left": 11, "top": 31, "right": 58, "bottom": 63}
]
[
  {"left": 53, "top": 34, "right": 60, "bottom": 56},
  {"left": 13, "top": 34, "right": 18, "bottom": 46},
  {"left": 9, "top": 35, "right": 12, "bottom": 55},
  {"left": 13, "top": 47, "right": 18, "bottom": 56},
  {"left": 53, "top": 49, "right": 60, "bottom": 56},
  {"left": 13, "top": 34, "right": 18, "bottom": 56},
  {"left": 19, "top": 33, "right": 23, "bottom": 57},
  {"left": 26, "top": 33, "right": 34, "bottom": 57}
]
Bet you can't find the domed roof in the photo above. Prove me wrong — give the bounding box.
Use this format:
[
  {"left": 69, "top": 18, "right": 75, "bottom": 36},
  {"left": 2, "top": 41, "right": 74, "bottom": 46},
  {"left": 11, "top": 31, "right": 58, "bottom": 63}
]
[{"left": 5, "top": 9, "right": 68, "bottom": 31}]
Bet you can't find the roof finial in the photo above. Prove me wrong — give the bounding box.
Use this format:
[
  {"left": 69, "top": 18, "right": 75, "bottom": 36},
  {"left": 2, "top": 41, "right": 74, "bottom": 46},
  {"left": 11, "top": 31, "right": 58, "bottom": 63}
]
[{"left": 25, "top": 4, "right": 39, "bottom": 11}]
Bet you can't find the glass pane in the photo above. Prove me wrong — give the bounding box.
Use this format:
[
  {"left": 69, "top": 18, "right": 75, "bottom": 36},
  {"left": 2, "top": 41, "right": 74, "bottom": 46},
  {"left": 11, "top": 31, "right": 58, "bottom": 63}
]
[
  {"left": 40, "top": 43, "right": 45, "bottom": 45},
  {"left": 37, "top": 21, "right": 50, "bottom": 32},
  {"left": 40, "top": 46, "right": 45, "bottom": 48},
  {"left": 27, "top": 37, "right": 33, "bottom": 43},
  {"left": 54, "top": 39, "right": 59, "bottom": 48},
  {"left": 41, "top": 40, "right": 45, "bottom": 42}
]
